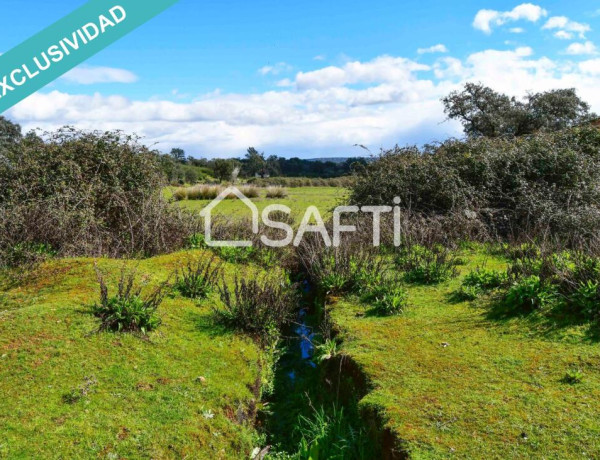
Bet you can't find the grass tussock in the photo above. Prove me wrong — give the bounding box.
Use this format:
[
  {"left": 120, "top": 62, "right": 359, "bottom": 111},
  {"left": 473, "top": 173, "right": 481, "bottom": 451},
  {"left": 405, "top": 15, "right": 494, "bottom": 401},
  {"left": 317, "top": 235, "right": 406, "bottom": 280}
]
[{"left": 265, "top": 186, "right": 289, "bottom": 199}]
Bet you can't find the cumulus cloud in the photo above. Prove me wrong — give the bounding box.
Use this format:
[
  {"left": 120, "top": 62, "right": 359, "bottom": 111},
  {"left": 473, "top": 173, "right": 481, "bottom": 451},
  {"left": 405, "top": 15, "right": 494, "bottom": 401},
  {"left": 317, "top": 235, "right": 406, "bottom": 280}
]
[
  {"left": 509, "top": 27, "right": 525, "bottom": 34},
  {"left": 473, "top": 3, "right": 547, "bottom": 34},
  {"left": 10, "top": 43, "right": 600, "bottom": 158},
  {"left": 61, "top": 66, "right": 138, "bottom": 84},
  {"left": 543, "top": 16, "right": 591, "bottom": 39},
  {"left": 566, "top": 41, "right": 598, "bottom": 56},
  {"left": 293, "top": 56, "right": 430, "bottom": 90},
  {"left": 258, "top": 62, "right": 293, "bottom": 76},
  {"left": 579, "top": 59, "right": 600, "bottom": 75},
  {"left": 417, "top": 44, "right": 448, "bottom": 54}
]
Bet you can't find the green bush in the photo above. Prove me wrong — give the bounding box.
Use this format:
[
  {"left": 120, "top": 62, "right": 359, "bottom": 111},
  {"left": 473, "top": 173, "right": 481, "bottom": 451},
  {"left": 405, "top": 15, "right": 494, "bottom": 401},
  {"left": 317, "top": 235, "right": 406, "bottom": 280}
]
[
  {"left": 92, "top": 267, "right": 168, "bottom": 335},
  {"left": 396, "top": 245, "right": 459, "bottom": 284},
  {"left": 174, "top": 256, "right": 222, "bottom": 300},
  {"left": 350, "top": 127, "right": 600, "bottom": 241}
]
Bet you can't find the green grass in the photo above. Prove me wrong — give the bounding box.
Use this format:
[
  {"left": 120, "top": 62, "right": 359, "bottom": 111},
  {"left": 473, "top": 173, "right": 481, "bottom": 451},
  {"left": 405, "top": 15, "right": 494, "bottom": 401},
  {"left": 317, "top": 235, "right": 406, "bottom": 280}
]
[
  {"left": 175, "top": 186, "right": 347, "bottom": 222},
  {"left": 0, "top": 251, "right": 268, "bottom": 459},
  {"left": 328, "top": 248, "right": 600, "bottom": 459}
]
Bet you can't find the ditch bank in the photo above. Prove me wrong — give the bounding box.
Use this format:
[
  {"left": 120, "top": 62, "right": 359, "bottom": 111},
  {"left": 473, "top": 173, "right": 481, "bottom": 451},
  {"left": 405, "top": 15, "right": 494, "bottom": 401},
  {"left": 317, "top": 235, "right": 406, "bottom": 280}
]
[{"left": 261, "top": 284, "right": 406, "bottom": 459}]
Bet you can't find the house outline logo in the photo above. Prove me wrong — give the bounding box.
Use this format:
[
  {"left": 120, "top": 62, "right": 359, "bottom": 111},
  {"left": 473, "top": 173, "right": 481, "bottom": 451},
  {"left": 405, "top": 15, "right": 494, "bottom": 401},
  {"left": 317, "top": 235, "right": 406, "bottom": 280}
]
[{"left": 199, "top": 186, "right": 259, "bottom": 247}]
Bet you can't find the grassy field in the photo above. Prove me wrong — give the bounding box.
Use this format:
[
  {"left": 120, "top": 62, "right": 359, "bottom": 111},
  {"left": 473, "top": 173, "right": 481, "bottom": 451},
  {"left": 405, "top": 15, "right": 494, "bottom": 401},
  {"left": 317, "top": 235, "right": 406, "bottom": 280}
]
[
  {"left": 0, "top": 251, "right": 267, "bottom": 459},
  {"left": 328, "top": 248, "right": 600, "bottom": 459},
  {"left": 174, "top": 186, "right": 347, "bottom": 222}
]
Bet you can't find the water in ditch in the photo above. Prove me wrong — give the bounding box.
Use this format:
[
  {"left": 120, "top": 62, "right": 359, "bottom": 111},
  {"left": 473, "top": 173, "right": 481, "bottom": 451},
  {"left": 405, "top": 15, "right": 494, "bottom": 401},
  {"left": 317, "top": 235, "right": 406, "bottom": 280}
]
[{"left": 262, "top": 282, "right": 379, "bottom": 458}]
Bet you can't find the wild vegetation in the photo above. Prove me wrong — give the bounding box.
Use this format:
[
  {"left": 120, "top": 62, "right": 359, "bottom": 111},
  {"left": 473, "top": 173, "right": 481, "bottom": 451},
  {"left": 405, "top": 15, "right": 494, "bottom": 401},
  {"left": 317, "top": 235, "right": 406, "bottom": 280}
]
[{"left": 2, "top": 84, "right": 600, "bottom": 458}]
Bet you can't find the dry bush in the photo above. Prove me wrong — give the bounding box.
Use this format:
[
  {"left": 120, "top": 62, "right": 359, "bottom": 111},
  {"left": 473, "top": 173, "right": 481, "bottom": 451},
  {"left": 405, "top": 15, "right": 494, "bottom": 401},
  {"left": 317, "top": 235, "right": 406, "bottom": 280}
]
[{"left": 0, "top": 128, "right": 198, "bottom": 267}]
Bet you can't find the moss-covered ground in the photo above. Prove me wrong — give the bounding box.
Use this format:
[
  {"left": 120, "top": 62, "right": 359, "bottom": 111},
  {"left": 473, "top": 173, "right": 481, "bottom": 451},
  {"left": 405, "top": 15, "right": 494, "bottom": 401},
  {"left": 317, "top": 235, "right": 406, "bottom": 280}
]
[
  {"left": 0, "top": 251, "right": 267, "bottom": 459},
  {"left": 329, "top": 248, "right": 600, "bottom": 459}
]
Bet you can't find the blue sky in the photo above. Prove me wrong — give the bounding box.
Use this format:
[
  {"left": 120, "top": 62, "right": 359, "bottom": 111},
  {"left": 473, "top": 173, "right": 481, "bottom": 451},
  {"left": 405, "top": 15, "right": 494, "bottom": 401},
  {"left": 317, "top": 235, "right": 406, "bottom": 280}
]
[{"left": 1, "top": 0, "right": 599, "bottom": 158}]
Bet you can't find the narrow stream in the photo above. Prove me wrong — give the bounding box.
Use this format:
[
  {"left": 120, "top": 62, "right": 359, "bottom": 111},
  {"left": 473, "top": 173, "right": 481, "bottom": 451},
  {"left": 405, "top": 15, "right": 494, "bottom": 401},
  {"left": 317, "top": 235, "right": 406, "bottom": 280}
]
[{"left": 263, "top": 281, "right": 380, "bottom": 458}]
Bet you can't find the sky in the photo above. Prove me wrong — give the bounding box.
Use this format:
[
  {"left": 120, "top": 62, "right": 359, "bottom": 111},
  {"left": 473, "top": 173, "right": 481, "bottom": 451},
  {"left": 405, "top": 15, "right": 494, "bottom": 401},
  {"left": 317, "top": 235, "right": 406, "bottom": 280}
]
[{"left": 1, "top": 0, "right": 599, "bottom": 158}]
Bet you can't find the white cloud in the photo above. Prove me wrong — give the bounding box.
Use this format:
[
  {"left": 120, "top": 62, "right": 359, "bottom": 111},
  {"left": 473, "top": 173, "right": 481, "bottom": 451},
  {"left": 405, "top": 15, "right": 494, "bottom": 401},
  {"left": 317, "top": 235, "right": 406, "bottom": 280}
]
[
  {"left": 258, "top": 62, "right": 292, "bottom": 76},
  {"left": 554, "top": 30, "right": 573, "bottom": 40},
  {"left": 566, "top": 41, "right": 598, "bottom": 55},
  {"left": 313, "top": 55, "right": 326, "bottom": 61},
  {"left": 579, "top": 59, "right": 600, "bottom": 75},
  {"left": 8, "top": 48, "right": 600, "bottom": 157},
  {"left": 61, "top": 66, "right": 138, "bottom": 84},
  {"left": 293, "top": 56, "right": 430, "bottom": 90},
  {"left": 473, "top": 3, "right": 547, "bottom": 34},
  {"left": 509, "top": 27, "right": 525, "bottom": 34},
  {"left": 417, "top": 44, "right": 448, "bottom": 54},
  {"left": 543, "top": 16, "right": 591, "bottom": 39}
]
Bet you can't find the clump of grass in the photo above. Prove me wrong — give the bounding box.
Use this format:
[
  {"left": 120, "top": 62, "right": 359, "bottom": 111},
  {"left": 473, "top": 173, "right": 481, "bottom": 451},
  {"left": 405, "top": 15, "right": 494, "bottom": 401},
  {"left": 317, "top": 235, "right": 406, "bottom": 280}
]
[
  {"left": 174, "top": 256, "right": 222, "bottom": 300},
  {"left": 293, "top": 405, "right": 373, "bottom": 459},
  {"left": 93, "top": 266, "right": 169, "bottom": 335},
  {"left": 172, "top": 188, "right": 188, "bottom": 201},
  {"left": 265, "top": 187, "right": 289, "bottom": 199},
  {"left": 187, "top": 185, "right": 223, "bottom": 200},
  {"left": 396, "top": 244, "right": 459, "bottom": 284},
  {"left": 237, "top": 185, "right": 260, "bottom": 198},
  {"left": 215, "top": 275, "right": 297, "bottom": 344}
]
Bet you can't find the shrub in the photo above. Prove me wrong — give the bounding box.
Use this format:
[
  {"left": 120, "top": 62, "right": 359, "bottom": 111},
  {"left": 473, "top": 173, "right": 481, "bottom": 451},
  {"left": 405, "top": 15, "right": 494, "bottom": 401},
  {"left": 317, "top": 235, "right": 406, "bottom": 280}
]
[
  {"left": 0, "top": 128, "right": 196, "bottom": 267},
  {"left": 174, "top": 256, "right": 222, "bottom": 300},
  {"left": 92, "top": 266, "right": 169, "bottom": 335},
  {"left": 265, "top": 187, "right": 289, "bottom": 199},
  {"left": 396, "top": 245, "right": 459, "bottom": 284},
  {"left": 215, "top": 275, "right": 297, "bottom": 344},
  {"left": 350, "top": 127, "right": 600, "bottom": 242}
]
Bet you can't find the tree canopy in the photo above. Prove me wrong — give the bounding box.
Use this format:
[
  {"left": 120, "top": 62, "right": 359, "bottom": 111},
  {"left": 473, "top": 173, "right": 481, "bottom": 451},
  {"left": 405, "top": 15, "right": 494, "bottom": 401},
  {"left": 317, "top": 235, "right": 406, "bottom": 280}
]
[{"left": 442, "top": 83, "right": 596, "bottom": 138}]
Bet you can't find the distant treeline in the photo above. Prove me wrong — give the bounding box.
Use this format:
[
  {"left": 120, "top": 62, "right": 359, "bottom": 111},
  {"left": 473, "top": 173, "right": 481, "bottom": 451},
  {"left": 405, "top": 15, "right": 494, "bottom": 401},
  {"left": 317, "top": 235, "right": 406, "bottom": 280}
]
[{"left": 161, "top": 146, "right": 367, "bottom": 184}]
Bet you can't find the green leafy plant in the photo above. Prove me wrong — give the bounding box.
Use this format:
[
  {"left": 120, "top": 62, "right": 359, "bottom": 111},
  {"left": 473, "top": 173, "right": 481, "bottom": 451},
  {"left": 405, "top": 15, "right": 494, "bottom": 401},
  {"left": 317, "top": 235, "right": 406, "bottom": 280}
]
[
  {"left": 92, "top": 266, "right": 168, "bottom": 335},
  {"left": 396, "top": 245, "right": 459, "bottom": 284},
  {"left": 463, "top": 268, "right": 508, "bottom": 291},
  {"left": 563, "top": 369, "right": 584, "bottom": 385},
  {"left": 505, "top": 275, "right": 555, "bottom": 312},
  {"left": 314, "top": 339, "right": 340, "bottom": 363},
  {"left": 362, "top": 277, "right": 408, "bottom": 316},
  {"left": 570, "top": 281, "right": 600, "bottom": 320},
  {"left": 174, "top": 256, "right": 222, "bottom": 300},
  {"left": 453, "top": 285, "right": 482, "bottom": 301}
]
